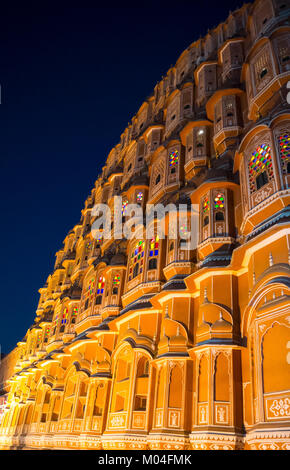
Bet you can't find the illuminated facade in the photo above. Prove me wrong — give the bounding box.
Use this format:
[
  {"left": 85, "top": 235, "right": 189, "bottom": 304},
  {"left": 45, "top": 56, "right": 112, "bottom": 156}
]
[{"left": 1, "top": 0, "right": 290, "bottom": 450}]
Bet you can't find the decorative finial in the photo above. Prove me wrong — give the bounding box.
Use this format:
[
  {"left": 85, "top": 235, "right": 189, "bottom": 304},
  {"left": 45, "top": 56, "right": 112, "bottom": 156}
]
[
  {"left": 165, "top": 304, "right": 169, "bottom": 319},
  {"left": 269, "top": 252, "right": 273, "bottom": 267}
]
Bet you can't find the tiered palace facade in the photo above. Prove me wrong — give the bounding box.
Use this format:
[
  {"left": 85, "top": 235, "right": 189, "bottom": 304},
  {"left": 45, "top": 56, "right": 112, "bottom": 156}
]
[{"left": 0, "top": 0, "right": 290, "bottom": 451}]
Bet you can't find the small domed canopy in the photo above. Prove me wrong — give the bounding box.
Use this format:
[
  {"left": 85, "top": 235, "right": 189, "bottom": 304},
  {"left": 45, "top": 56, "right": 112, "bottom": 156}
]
[{"left": 211, "top": 311, "right": 233, "bottom": 332}]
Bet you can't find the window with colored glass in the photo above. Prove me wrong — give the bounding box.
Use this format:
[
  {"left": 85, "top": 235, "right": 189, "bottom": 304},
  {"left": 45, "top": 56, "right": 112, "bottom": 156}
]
[
  {"left": 169, "top": 150, "right": 179, "bottom": 167},
  {"left": 278, "top": 133, "right": 290, "bottom": 174},
  {"left": 137, "top": 191, "right": 143, "bottom": 202},
  {"left": 62, "top": 307, "right": 69, "bottom": 325},
  {"left": 97, "top": 276, "right": 105, "bottom": 295},
  {"left": 112, "top": 274, "right": 121, "bottom": 294},
  {"left": 83, "top": 277, "right": 95, "bottom": 310},
  {"left": 248, "top": 143, "right": 273, "bottom": 193},
  {"left": 71, "top": 306, "right": 78, "bottom": 323},
  {"left": 129, "top": 241, "right": 145, "bottom": 280},
  {"left": 148, "top": 235, "right": 159, "bottom": 270},
  {"left": 122, "top": 199, "right": 129, "bottom": 216},
  {"left": 44, "top": 326, "right": 50, "bottom": 343}
]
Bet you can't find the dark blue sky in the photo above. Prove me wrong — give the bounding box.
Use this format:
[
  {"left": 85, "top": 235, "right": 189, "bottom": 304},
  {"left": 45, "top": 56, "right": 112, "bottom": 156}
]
[{"left": 0, "top": 1, "right": 245, "bottom": 354}]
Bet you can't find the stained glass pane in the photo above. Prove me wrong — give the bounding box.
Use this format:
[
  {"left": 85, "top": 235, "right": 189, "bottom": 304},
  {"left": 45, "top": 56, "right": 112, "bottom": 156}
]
[
  {"left": 130, "top": 240, "right": 144, "bottom": 279},
  {"left": 72, "top": 307, "right": 78, "bottom": 317},
  {"left": 45, "top": 327, "right": 50, "bottom": 339},
  {"left": 62, "top": 307, "right": 68, "bottom": 324},
  {"left": 86, "top": 241, "right": 92, "bottom": 250},
  {"left": 248, "top": 144, "right": 273, "bottom": 192},
  {"left": 203, "top": 197, "right": 210, "bottom": 213},
  {"left": 122, "top": 199, "right": 128, "bottom": 216},
  {"left": 97, "top": 276, "right": 105, "bottom": 294},
  {"left": 113, "top": 275, "right": 120, "bottom": 286},
  {"left": 149, "top": 236, "right": 159, "bottom": 258},
  {"left": 214, "top": 193, "right": 225, "bottom": 209},
  {"left": 278, "top": 134, "right": 290, "bottom": 173},
  {"left": 169, "top": 150, "right": 179, "bottom": 166}
]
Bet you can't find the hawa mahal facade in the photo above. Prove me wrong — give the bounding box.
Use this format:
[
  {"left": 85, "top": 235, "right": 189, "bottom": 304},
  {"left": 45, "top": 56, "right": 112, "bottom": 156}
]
[{"left": 0, "top": 0, "right": 290, "bottom": 451}]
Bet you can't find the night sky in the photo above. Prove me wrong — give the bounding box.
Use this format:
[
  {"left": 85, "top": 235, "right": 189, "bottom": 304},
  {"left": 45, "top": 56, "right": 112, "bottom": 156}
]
[{"left": 0, "top": 1, "right": 246, "bottom": 354}]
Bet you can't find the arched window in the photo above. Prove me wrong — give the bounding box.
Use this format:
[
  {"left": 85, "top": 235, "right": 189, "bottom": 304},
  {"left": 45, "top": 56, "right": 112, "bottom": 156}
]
[
  {"left": 133, "top": 262, "right": 139, "bottom": 278},
  {"left": 169, "top": 150, "right": 179, "bottom": 174},
  {"left": 262, "top": 323, "right": 290, "bottom": 394},
  {"left": 36, "top": 331, "right": 42, "bottom": 349},
  {"left": 83, "top": 276, "right": 95, "bottom": 311},
  {"left": 248, "top": 143, "right": 273, "bottom": 193},
  {"left": 214, "top": 354, "right": 230, "bottom": 401},
  {"left": 179, "top": 238, "right": 187, "bottom": 247},
  {"left": 93, "top": 384, "right": 105, "bottom": 416},
  {"left": 256, "top": 170, "right": 268, "bottom": 189},
  {"left": 116, "top": 357, "right": 131, "bottom": 382},
  {"left": 196, "top": 128, "right": 205, "bottom": 155},
  {"left": 149, "top": 258, "right": 157, "bottom": 270},
  {"left": 61, "top": 375, "right": 77, "bottom": 420},
  {"left": 122, "top": 199, "right": 128, "bottom": 216},
  {"left": 137, "top": 191, "right": 143, "bottom": 202},
  {"left": 97, "top": 276, "right": 105, "bottom": 295},
  {"left": 61, "top": 307, "right": 68, "bottom": 325},
  {"left": 71, "top": 306, "right": 78, "bottom": 324},
  {"left": 156, "top": 366, "right": 166, "bottom": 409},
  {"left": 128, "top": 241, "right": 145, "bottom": 281},
  {"left": 169, "top": 365, "right": 182, "bottom": 408},
  {"left": 136, "top": 357, "right": 149, "bottom": 377},
  {"left": 198, "top": 355, "right": 209, "bottom": 403},
  {"left": 44, "top": 326, "right": 50, "bottom": 343},
  {"left": 134, "top": 395, "right": 147, "bottom": 411},
  {"left": 148, "top": 235, "right": 159, "bottom": 270},
  {"left": 277, "top": 133, "right": 290, "bottom": 175},
  {"left": 51, "top": 395, "right": 61, "bottom": 422},
  {"left": 213, "top": 192, "right": 225, "bottom": 223},
  {"left": 52, "top": 312, "right": 59, "bottom": 335},
  {"left": 215, "top": 211, "right": 224, "bottom": 221},
  {"left": 95, "top": 295, "right": 102, "bottom": 305},
  {"left": 75, "top": 380, "right": 88, "bottom": 419},
  {"left": 203, "top": 196, "right": 210, "bottom": 214},
  {"left": 95, "top": 275, "right": 105, "bottom": 306},
  {"left": 112, "top": 274, "right": 120, "bottom": 295},
  {"left": 203, "top": 215, "right": 209, "bottom": 226}
]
